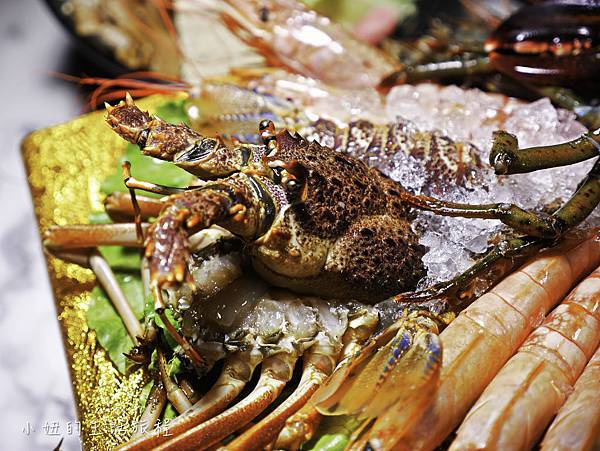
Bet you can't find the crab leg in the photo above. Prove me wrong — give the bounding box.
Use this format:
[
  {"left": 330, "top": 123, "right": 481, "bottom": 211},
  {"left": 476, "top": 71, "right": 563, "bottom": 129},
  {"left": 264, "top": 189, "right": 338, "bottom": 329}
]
[
  {"left": 119, "top": 350, "right": 263, "bottom": 450},
  {"left": 89, "top": 251, "right": 144, "bottom": 342},
  {"left": 225, "top": 342, "right": 338, "bottom": 450},
  {"left": 397, "top": 160, "right": 600, "bottom": 310},
  {"left": 155, "top": 352, "right": 298, "bottom": 451},
  {"left": 157, "top": 348, "right": 192, "bottom": 414},
  {"left": 402, "top": 148, "right": 600, "bottom": 240},
  {"left": 152, "top": 286, "right": 204, "bottom": 368},
  {"left": 105, "top": 94, "right": 244, "bottom": 177},
  {"left": 490, "top": 128, "right": 600, "bottom": 175},
  {"left": 179, "top": 378, "right": 200, "bottom": 404},
  {"left": 274, "top": 402, "right": 323, "bottom": 450},
  {"left": 405, "top": 194, "right": 567, "bottom": 239},
  {"left": 123, "top": 161, "right": 189, "bottom": 196},
  {"left": 53, "top": 249, "right": 144, "bottom": 343},
  {"left": 400, "top": 236, "right": 540, "bottom": 310}
]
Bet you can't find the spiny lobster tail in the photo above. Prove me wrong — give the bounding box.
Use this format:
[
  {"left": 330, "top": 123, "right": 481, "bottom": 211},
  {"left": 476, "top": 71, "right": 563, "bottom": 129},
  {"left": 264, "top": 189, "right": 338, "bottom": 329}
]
[{"left": 105, "top": 93, "right": 153, "bottom": 145}]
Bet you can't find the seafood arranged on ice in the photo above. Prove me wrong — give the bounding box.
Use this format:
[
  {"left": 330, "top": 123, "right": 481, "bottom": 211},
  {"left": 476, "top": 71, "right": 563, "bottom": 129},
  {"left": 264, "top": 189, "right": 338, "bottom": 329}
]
[{"left": 42, "top": 0, "right": 600, "bottom": 449}]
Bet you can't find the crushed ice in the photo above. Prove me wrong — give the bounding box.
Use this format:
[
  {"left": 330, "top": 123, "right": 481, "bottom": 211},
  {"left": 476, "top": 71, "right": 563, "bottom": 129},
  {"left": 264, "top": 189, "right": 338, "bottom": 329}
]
[{"left": 384, "top": 84, "right": 596, "bottom": 287}]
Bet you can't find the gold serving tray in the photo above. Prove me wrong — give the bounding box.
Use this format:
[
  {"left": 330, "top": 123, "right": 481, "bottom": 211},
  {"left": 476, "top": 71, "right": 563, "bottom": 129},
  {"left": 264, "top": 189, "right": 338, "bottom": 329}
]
[{"left": 22, "top": 95, "right": 179, "bottom": 450}]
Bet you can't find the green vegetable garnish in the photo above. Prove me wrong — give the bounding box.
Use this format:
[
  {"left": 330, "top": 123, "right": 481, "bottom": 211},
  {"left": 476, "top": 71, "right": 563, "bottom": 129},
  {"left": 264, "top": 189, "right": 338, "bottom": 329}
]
[
  {"left": 162, "top": 403, "right": 178, "bottom": 421},
  {"left": 306, "top": 415, "right": 363, "bottom": 451},
  {"left": 87, "top": 273, "right": 145, "bottom": 373},
  {"left": 139, "top": 380, "right": 154, "bottom": 411},
  {"left": 88, "top": 210, "right": 113, "bottom": 225},
  {"left": 155, "top": 99, "right": 191, "bottom": 126},
  {"left": 100, "top": 143, "right": 194, "bottom": 197},
  {"left": 98, "top": 246, "right": 143, "bottom": 272},
  {"left": 143, "top": 296, "right": 181, "bottom": 350}
]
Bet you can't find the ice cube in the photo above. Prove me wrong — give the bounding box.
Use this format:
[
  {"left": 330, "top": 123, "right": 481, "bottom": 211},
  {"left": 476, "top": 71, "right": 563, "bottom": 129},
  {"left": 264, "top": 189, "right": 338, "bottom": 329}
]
[{"left": 384, "top": 84, "right": 593, "bottom": 284}]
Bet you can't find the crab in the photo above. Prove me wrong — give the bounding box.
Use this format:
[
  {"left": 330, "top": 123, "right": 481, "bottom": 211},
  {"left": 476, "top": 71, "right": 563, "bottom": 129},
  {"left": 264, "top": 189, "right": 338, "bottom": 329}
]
[{"left": 43, "top": 94, "right": 600, "bottom": 449}]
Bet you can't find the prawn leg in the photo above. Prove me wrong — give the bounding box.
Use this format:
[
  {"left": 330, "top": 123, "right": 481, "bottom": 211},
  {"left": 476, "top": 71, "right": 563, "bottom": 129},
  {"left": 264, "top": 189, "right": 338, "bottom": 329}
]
[{"left": 347, "top": 330, "right": 443, "bottom": 450}]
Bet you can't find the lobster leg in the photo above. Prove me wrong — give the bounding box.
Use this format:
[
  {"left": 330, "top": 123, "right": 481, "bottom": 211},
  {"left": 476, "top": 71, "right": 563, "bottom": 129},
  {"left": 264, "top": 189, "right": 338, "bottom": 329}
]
[
  {"left": 48, "top": 249, "right": 145, "bottom": 346},
  {"left": 157, "top": 347, "right": 192, "bottom": 414},
  {"left": 490, "top": 128, "right": 600, "bottom": 175},
  {"left": 274, "top": 308, "right": 379, "bottom": 450},
  {"left": 131, "top": 381, "right": 167, "bottom": 439},
  {"left": 225, "top": 341, "right": 338, "bottom": 450},
  {"left": 274, "top": 402, "right": 324, "bottom": 450},
  {"left": 155, "top": 352, "right": 298, "bottom": 451},
  {"left": 119, "top": 350, "right": 263, "bottom": 451},
  {"left": 402, "top": 155, "right": 600, "bottom": 240},
  {"left": 104, "top": 192, "right": 164, "bottom": 222},
  {"left": 378, "top": 56, "right": 494, "bottom": 93},
  {"left": 44, "top": 223, "right": 148, "bottom": 250}
]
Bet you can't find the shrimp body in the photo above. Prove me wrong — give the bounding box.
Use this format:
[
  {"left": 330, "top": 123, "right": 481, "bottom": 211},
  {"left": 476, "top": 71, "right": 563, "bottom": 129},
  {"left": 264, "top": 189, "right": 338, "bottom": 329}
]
[
  {"left": 219, "top": 0, "right": 398, "bottom": 89},
  {"left": 451, "top": 264, "right": 600, "bottom": 450}
]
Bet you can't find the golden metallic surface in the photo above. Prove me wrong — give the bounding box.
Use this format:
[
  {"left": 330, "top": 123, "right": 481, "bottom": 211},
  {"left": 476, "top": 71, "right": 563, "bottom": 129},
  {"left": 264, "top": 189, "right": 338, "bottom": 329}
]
[{"left": 22, "top": 95, "right": 181, "bottom": 450}]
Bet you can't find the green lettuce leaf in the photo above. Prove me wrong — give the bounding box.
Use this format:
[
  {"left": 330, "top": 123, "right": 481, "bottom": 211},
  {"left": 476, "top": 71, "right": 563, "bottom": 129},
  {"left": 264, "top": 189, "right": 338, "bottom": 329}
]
[
  {"left": 306, "top": 415, "right": 362, "bottom": 451},
  {"left": 100, "top": 143, "right": 194, "bottom": 197},
  {"left": 155, "top": 99, "right": 191, "bottom": 125},
  {"left": 143, "top": 296, "right": 181, "bottom": 350},
  {"left": 88, "top": 210, "right": 113, "bottom": 224},
  {"left": 87, "top": 273, "right": 145, "bottom": 373},
  {"left": 162, "top": 403, "right": 178, "bottom": 421},
  {"left": 98, "top": 246, "right": 142, "bottom": 272},
  {"left": 139, "top": 380, "right": 154, "bottom": 411}
]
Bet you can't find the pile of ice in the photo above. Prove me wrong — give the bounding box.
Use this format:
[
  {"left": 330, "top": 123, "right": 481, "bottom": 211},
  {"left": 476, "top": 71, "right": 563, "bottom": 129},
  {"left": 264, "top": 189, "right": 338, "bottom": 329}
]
[{"left": 384, "top": 84, "right": 596, "bottom": 286}]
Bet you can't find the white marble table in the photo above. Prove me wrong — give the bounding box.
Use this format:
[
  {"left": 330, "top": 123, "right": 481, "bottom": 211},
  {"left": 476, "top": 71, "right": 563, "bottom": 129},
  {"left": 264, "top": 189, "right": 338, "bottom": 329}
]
[{"left": 0, "top": 1, "right": 91, "bottom": 449}]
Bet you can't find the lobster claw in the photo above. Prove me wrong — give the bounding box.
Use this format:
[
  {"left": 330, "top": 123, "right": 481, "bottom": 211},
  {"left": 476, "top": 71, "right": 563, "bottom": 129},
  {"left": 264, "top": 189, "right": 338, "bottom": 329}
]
[{"left": 312, "top": 311, "right": 442, "bottom": 423}]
